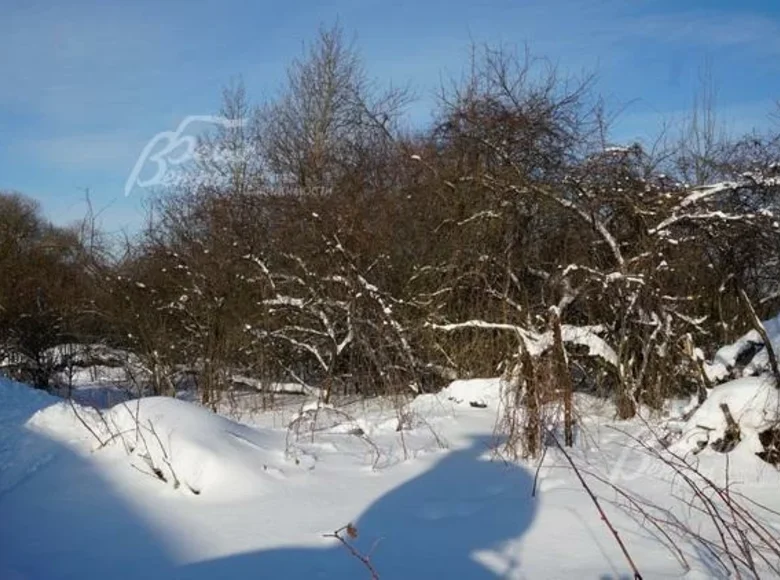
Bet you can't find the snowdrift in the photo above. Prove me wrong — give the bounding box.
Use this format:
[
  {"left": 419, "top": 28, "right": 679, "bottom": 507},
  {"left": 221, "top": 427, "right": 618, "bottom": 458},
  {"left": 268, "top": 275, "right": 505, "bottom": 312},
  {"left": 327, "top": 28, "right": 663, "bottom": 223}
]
[
  {"left": 31, "top": 396, "right": 289, "bottom": 498},
  {"left": 673, "top": 376, "right": 779, "bottom": 457},
  {"left": 6, "top": 371, "right": 780, "bottom": 577},
  {"left": 411, "top": 378, "right": 502, "bottom": 414},
  {"left": 704, "top": 312, "right": 780, "bottom": 382}
]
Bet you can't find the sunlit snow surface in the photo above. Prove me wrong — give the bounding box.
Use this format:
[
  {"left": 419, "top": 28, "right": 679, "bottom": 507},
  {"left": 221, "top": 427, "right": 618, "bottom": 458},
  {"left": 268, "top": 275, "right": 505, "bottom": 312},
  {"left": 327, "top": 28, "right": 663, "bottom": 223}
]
[{"left": 2, "top": 376, "right": 780, "bottom": 579}]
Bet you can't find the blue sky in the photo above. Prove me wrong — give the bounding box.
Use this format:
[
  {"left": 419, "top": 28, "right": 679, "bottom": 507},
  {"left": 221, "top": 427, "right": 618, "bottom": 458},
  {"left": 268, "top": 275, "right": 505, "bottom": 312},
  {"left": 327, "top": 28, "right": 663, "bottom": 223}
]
[{"left": 2, "top": 0, "right": 780, "bottom": 233}]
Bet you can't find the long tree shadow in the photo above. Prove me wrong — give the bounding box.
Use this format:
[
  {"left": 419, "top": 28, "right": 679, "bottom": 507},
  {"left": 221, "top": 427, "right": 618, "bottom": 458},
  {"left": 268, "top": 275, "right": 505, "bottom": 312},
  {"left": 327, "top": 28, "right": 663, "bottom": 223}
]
[{"left": 181, "top": 435, "right": 537, "bottom": 579}]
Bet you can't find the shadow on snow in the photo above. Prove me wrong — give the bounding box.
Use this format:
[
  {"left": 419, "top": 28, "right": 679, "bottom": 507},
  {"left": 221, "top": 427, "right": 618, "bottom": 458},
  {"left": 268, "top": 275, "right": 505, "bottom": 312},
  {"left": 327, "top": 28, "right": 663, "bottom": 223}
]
[
  {"left": 182, "top": 435, "right": 537, "bottom": 579},
  {"left": 1, "top": 390, "right": 537, "bottom": 579},
  {"left": 0, "top": 391, "right": 176, "bottom": 580}
]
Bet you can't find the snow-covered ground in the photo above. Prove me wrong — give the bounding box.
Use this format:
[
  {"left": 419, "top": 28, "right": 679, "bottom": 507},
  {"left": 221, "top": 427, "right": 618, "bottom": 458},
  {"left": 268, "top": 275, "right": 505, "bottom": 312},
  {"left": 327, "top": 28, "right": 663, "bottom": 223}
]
[{"left": 2, "top": 375, "right": 780, "bottom": 579}]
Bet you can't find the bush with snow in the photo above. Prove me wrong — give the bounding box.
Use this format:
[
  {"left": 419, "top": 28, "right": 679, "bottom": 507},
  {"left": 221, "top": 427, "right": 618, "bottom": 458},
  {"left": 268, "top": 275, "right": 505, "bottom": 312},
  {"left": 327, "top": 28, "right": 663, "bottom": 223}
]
[{"left": 703, "top": 312, "right": 780, "bottom": 383}]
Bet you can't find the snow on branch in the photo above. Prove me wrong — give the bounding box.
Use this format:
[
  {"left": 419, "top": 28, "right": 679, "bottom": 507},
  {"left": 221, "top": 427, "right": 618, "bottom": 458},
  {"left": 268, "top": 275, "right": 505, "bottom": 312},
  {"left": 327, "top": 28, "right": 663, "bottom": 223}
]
[
  {"left": 677, "top": 181, "right": 738, "bottom": 210},
  {"left": 651, "top": 176, "right": 780, "bottom": 236},
  {"left": 426, "top": 320, "right": 618, "bottom": 367},
  {"left": 651, "top": 211, "right": 764, "bottom": 236},
  {"left": 457, "top": 210, "right": 501, "bottom": 227}
]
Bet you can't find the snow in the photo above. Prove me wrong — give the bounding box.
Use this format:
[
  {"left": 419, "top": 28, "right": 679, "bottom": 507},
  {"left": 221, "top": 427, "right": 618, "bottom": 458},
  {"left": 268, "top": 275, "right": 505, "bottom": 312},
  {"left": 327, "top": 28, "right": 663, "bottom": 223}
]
[
  {"left": 541, "top": 324, "right": 618, "bottom": 367},
  {"left": 703, "top": 312, "right": 780, "bottom": 382},
  {"left": 428, "top": 320, "right": 618, "bottom": 367},
  {"left": 0, "top": 379, "right": 60, "bottom": 496},
  {"left": 229, "top": 375, "right": 321, "bottom": 396},
  {"left": 59, "top": 396, "right": 290, "bottom": 498},
  {"left": 672, "top": 376, "right": 780, "bottom": 456},
  {"left": 3, "top": 376, "right": 780, "bottom": 578},
  {"left": 434, "top": 377, "right": 502, "bottom": 409}
]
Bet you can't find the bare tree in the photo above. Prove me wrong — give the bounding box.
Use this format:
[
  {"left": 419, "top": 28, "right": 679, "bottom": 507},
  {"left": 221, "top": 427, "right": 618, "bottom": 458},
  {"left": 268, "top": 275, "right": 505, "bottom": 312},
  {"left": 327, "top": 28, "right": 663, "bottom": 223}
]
[{"left": 262, "top": 23, "right": 411, "bottom": 190}]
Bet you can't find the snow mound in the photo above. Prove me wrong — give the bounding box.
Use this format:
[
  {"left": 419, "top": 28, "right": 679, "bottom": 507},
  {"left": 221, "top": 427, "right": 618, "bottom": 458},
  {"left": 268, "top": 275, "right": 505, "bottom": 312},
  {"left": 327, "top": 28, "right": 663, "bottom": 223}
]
[
  {"left": 33, "top": 396, "right": 289, "bottom": 499},
  {"left": 704, "top": 313, "right": 780, "bottom": 382},
  {"left": 440, "top": 378, "right": 502, "bottom": 408},
  {"left": 409, "top": 378, "right": 502, "bottom": 420},
  {"left": 0, "top": 378, "right": 58, "bottom": 423},
  {"left": 108, "top": 398, "right": 288, "bottom": 497},
  {"left": 672, "top": 376, "right": 779, "bottom": 456}
]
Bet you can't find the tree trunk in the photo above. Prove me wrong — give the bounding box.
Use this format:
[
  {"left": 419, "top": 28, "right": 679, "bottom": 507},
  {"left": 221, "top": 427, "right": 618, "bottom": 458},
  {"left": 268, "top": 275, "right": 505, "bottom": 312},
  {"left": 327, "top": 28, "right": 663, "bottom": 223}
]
[{"left": 551, "top": 308, "right": 574, "bottom": 447}]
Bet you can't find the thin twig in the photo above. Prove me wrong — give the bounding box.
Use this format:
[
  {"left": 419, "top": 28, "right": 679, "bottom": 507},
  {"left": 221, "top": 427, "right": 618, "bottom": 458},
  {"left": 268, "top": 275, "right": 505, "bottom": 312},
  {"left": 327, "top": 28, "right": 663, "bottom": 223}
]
[
  {"left": 531, "top": 443, "right": 549, "bottom": 498},
  {"left": 68, "top": 397, "right": 106, "bottom": 447},
  {"left": 324, "top": 524, "right": 380, "bottom": 580}
]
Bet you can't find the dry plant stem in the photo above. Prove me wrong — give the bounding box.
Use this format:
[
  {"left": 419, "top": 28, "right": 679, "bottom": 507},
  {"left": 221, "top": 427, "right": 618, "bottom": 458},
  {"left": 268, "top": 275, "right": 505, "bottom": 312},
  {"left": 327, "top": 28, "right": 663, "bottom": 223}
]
[
  {"left": 115, "top": 401, "right": 171, "bottom": 486},
  {"left": 134, "top": 423, "right": 167, "bottom": 483},
  {"left": 531, "top": 443, "right": 548, "bottom": 498},
  {"left": 613, "top": 423, "right": 780, "bottom": 578},
  {"left": 68, "top": 397, "right": 106, "bottom": 447},
  {"left": 107, "top": 411, "right": 135, "bottom": 455},
  {"left": 99, "top": 428, "right": 136, "bottom": 450},
  {"left": 130, "top": 462, "right": 160, "bottom": 480},
  {"left": 579, "top": 466, "right": 690, "bottom": 571},
  {"left": 546, "top": 428, "right": 644, "bottom": 580},
  {"left": 147, "top": 419, "right": 181, "bottom": 489},
  {"left": 617, "top": 428, "right": 746, "bottom": 574},
  {"left": 665, "top": 459, "right": 749, "bottom": 575},
  {"left": 655, "top": 430, "right": 780, "bottom": 561},
  {"left": 324, "top": 524, "right": 380, "bottom": 580}
]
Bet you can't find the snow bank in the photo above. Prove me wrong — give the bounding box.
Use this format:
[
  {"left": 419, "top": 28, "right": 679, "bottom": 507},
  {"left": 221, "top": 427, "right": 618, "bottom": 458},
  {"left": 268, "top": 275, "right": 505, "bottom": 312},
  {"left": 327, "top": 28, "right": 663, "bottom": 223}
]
[
  {"left": 7, "top": 374, "right": 780, "bottom": 578},
  {"left": 31, "top": 396, "right": 289, "bottom": 499},
  {"left": 440, "top": 378, "right": 502, "bottom": 408},
  {"left": 672, "top": 376, "right": 779, "bottom": 455},
  {"left": 410, "top": 378, "right": 502, "bottom": 417},
  {"left": 704, "top": 313, "right": 780, "bottom": 382},
  {"left": 107, "top": 397, "right": 290, "bottom": 497},
  {"left": 0, "top": 378, "right": 58, "bottom": 422}
]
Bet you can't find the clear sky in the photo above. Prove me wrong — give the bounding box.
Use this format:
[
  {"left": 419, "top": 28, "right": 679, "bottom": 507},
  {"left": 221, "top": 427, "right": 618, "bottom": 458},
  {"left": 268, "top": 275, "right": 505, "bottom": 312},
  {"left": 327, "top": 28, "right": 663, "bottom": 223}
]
[{"left": 2, "top": 0, "right": 779, "bottom": 233}]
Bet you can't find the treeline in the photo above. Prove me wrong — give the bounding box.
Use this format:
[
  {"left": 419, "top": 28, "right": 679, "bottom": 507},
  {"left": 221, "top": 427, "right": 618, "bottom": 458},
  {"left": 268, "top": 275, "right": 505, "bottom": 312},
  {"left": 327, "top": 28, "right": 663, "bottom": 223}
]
[{"left": 3, "top": 25, "right": 779, "bottom": 424}]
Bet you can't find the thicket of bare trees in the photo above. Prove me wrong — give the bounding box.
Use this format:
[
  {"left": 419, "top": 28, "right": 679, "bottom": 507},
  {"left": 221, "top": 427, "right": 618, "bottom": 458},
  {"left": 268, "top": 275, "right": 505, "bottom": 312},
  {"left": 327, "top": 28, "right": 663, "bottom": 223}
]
[
  {"left": 0, "top": 193, "right": 107, "bottom": 387},
  {"left": 2, "top": 25, "right": 779, "bottom": 455}
]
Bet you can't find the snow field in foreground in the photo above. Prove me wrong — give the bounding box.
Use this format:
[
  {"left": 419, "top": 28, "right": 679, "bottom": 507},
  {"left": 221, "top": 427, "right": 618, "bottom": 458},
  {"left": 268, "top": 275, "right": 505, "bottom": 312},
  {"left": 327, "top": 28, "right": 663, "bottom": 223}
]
[{"left": 2, "top": 376, "right": 780, "bottom": 579}]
